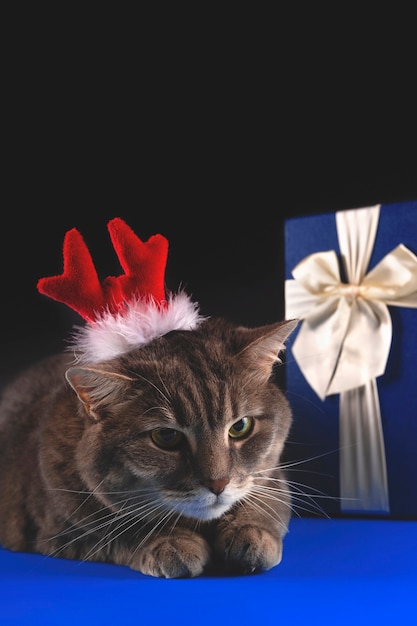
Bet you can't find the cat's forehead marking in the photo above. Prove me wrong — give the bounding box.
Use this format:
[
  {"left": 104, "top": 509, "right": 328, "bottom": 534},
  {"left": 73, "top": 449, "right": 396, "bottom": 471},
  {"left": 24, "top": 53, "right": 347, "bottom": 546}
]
[{"left": 180, "top": 425, "right": 230, "bottom": 455}]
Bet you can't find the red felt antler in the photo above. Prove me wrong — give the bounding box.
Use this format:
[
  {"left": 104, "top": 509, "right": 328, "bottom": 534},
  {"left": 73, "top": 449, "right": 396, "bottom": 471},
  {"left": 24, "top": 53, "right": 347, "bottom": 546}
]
[{"left": 37, "top": 218, "right": 169, "bottom": 322}]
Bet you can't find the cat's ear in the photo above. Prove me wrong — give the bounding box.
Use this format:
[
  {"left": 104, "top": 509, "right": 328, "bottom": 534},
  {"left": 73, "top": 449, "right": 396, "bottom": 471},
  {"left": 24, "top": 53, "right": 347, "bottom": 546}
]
[
  {"left": 238, "top": 319, "right": 298, "bottom": 384},
  {"left": 65, "top": 367, "right": 134, "bottom": 421}
]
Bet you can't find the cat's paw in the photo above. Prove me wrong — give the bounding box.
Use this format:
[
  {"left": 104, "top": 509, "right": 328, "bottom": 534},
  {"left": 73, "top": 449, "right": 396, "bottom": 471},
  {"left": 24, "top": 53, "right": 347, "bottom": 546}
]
[
  {"left": 215, "top": 524, "right": 283, "bottom": 574},
  {"left": 134, "top": 530, "right": 211, "bottom": 578}
]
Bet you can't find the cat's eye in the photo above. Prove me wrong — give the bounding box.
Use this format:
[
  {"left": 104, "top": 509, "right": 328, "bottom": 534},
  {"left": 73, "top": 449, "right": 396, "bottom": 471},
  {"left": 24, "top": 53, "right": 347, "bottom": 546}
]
[
  {"left": 150, "top": 428, "right": 184, "bottom": 450},
  {"left": 228, "top": 417, "right": 254, "bottom": 439}
]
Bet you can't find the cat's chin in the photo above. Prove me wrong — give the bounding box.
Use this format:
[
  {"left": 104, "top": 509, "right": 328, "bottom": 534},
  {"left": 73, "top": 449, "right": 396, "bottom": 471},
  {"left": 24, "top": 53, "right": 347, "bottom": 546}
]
[
  {"left": 167, "top": 494, "right": 237, "bottom": 522},
  {"left": 182, "top": 501, "right": 234, "bottom": 522}
]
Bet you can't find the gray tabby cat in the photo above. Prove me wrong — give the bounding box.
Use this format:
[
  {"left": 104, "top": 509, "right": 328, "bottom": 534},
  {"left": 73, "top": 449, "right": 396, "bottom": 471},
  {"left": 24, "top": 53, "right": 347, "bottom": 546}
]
[{"left": 0, "top": 316, "right": 297, "bottom": 578}]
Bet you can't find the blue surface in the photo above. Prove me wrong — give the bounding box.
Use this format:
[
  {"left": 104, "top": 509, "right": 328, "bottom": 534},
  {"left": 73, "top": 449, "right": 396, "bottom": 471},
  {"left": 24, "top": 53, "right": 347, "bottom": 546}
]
[{"left": 1, "top": 518, "right": 416, "bottom": 625}]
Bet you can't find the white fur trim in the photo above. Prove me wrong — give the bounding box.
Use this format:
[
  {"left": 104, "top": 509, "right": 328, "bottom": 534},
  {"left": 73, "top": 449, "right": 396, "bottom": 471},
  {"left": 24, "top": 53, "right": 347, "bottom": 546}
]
[{"left": 68, "top": 291, "right": 206, "bottom": 363}]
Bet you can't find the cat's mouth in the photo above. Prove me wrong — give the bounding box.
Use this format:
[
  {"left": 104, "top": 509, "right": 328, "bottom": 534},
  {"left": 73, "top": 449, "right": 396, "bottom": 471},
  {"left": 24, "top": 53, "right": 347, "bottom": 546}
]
[{"left": 162, "top": 489, "right": 240, "bottom": 522}]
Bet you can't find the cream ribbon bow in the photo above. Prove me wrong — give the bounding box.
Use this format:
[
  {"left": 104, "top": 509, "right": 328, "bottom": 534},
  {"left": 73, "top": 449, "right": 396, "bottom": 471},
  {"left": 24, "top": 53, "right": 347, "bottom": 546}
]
[{"left": 285, "top": 205, "right": 417, "bottom": 513}]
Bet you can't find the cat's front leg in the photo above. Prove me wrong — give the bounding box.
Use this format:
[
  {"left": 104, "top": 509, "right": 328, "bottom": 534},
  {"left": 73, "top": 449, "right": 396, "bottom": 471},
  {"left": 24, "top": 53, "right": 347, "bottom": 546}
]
[
  {"left": 214, "top": 509, "right": 287, "bottom": 574},
  {"left": 127, "top": 528, "right": 211, "bottom": 579}
]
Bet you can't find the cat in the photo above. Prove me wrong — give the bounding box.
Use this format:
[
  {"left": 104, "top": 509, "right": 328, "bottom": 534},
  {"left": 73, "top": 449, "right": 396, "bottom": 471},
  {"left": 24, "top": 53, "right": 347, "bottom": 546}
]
[{"left": 0, "top": 316, "right": 297, "bottom": 579}]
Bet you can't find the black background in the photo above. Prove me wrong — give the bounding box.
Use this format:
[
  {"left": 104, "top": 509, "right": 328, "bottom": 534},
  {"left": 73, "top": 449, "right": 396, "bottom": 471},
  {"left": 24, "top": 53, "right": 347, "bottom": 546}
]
[{"left": 3, "top": 13, "right": 417, "bottom": 385}]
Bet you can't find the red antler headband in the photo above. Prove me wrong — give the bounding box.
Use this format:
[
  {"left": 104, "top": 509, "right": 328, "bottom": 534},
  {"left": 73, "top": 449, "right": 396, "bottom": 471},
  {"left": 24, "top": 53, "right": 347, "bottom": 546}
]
[{"left": 37, "top": 217, "right": 205, "bottom": 363}]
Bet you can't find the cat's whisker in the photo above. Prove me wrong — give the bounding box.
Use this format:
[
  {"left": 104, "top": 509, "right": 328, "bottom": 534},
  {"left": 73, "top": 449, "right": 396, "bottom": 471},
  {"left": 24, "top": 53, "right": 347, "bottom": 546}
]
[
  {"left": 254, "top": 471, "right": 338, "bottom": 515},
  {"left": 244, "top": 493, "right": 285, "bottom": 524},
  {"left": 142, "top": 405, "right": 171, "bottom": 416},
  {"left": 252, "top": 481, "right": 330, "bottom": 519},
  {"left": 283, "top": 479, "right": 336, "bottom": 502},
  {"left": 257, "top": 475, "right": 332, "bottom": 499},
  {"left": 79, "top": 499, "right": 135, "bottom": 562},
  {"left": 242, "top": 491, "right": 289, "bottom": 534},
  {"left": 253, "top": 448, "right": 341, "bottom": 473},
  {"left": 44, "top": 478, "right": 109, "bottom": 528},
  {"left": 128, "top": 371, "right": 172, "bottom": 407},
  {"left": 156, "top": 369, "right": 173, "bottom": 403},
  {"left": 82, "top": 499, "right": 171, "bottom": 563},
  {"left": 51, "top": 497, "right": 166, "bottom": 561},
  {"left": 254, "top": 486, "right": 315, "bottom": 520},
  {"left": 126, "top": 505, "right": 182, "bottom": 566},
  {"left": 44, "top": 494, "right": 158, "bottom": 557}
]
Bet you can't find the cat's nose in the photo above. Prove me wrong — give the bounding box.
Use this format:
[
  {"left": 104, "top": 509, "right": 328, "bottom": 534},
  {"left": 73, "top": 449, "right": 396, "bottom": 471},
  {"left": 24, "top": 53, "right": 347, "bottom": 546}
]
[{"left": 204, "top": 478, "right": 230, "bottom": 495}]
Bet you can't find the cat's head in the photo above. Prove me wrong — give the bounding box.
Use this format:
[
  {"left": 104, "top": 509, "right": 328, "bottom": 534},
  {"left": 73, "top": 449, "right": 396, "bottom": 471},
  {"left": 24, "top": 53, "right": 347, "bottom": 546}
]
[{"left": 66, "top": 317, "right": 297, "bottom": 523}]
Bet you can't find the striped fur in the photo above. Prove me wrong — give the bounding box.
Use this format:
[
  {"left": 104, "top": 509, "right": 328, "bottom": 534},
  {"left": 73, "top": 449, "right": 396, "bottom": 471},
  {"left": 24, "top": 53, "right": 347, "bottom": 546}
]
[{"left": 0, "top": 317, "right": 297, "bottom": 578}]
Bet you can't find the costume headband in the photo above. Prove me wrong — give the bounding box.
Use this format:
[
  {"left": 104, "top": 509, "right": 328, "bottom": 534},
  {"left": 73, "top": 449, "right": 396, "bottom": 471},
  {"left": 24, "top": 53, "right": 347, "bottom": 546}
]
[{"left": 37, "top": 217, "right": 205, "bottom": 363}]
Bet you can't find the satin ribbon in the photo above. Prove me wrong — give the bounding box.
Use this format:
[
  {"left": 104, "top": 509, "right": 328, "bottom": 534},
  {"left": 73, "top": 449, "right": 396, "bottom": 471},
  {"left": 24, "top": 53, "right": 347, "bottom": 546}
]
[{"left": 285, "top": 204, "right": 417, "bottom": 513}]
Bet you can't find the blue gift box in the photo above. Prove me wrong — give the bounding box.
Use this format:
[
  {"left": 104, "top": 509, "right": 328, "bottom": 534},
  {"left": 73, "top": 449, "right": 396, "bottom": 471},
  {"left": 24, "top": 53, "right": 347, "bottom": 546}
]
[{"left": 284, "top": 201, "right": 417, "bottom": 519}]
